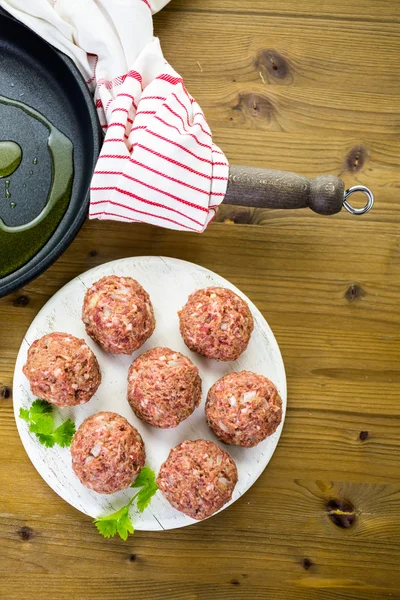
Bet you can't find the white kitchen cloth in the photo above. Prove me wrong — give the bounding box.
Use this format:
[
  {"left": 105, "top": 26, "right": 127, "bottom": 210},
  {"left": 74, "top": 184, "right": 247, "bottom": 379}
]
[{"left": 0, "top": 0, "right": 229, "bottom": 232}]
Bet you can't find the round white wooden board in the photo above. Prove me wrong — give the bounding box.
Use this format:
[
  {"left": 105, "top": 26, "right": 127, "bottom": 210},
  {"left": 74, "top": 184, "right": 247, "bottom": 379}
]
[{"left": 13, "top": 256, "right": 286, "bottom": 531}]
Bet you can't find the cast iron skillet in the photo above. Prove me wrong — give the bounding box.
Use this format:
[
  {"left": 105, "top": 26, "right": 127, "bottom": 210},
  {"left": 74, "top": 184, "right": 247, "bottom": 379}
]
[{"left": 0, "top": 12, "right": 102, "bottom": 298}]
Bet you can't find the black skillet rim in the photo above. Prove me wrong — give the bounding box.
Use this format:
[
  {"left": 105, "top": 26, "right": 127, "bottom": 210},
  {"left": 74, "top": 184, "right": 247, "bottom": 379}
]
[{"left": 0, "top": 13, "right": 102, "bottom": 298}]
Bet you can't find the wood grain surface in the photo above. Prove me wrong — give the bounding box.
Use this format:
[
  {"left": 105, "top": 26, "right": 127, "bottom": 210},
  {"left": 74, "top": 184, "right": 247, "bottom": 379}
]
[{"left": 1, "top": 1, "right": 399, "bottom": 599}]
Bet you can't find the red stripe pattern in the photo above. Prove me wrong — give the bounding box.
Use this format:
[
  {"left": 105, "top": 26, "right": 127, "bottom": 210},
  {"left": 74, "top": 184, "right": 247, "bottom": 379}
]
[{"left": 89, "top": 39, "right": 228, "bottom": 232}]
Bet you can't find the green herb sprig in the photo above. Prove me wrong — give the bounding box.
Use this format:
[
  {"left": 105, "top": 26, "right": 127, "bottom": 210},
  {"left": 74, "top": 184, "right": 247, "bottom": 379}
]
[
  {"left": 94, "top": 467, "right": 158, "bottom": 541},
  {"left": 19, "top": 399, "right": 75, "bottom": 448}
]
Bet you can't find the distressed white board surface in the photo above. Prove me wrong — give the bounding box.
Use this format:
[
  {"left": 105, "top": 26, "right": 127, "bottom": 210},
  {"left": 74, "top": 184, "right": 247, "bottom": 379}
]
[{"left": 13, "top": 256, "right": 287, "bottom": 531}]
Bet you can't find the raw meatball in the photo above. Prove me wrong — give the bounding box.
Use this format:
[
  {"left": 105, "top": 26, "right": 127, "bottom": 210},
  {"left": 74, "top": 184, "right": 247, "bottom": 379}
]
[
  {"left": 22, "top": 332, "right": 101, "bottom": 407},
  {"left": 71, "top": 411, "right": 145, "bottom": 494},
  {"left": 128, "top": 347, "right": 202, "bottom": 428},
  {"left": 82, "top": 275, "right": 155, "bottom": 354},
  {"left": 206, "top": 371, "right": 282, "bottom": 447},
  {"left": 179, "top": 287, "right": 254, "bottom": 361},
  {"left": 157, "top": 439, "right": 238, "bottom": 520}
]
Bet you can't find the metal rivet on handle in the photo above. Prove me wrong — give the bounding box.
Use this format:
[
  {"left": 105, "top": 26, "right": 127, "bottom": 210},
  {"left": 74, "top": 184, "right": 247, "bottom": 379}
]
[{"left": 343, "top": 185, "right": 374, "bottom": 215}]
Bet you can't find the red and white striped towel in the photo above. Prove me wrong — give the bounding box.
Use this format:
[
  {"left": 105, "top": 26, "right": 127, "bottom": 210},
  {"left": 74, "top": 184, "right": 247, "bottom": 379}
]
[{"left": 1, "top": 0, "right": 229, "bottom": 232}]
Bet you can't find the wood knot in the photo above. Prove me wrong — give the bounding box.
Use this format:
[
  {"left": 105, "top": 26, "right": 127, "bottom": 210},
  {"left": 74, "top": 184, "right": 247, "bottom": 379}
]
[
  {"left": 345, "top": 284, "right": 366, "bottom": 302},
  {"left": 128, "top": 554, "right": 137, "bottom": 563},
  {"left": 0, "top": 385, "right": 11, "bottom": 399},
  {"left": 345, "top": 145, "right": 368, "bottom": 173},
  {"left": 18, "top": 526, "right": 34, "bottom": 541},
  {"left": 223, "top": 207, "right": 253, "bottom": 225},
  {"left": 255, "top": 49, "right": 292, "bottom": 83},
  {"left": 326, "top": 499, "right": 356, "bottom": 528},
  {"left": 230, "top": 579, "right": 240, "bottom": 586},
  {"left": 89, "top": 249, "right": 97, "bottom": 257},
  {"left": 13, "top": 295, "right": 29, "bottom": 307},
  {"left": 232, "top": 93, "right": 274, "bottom": 122},
  {"left": 359, "top": 431, "right": 369, "bottom": 441},
  {"left": 302, "top": 558, "right": 313, "bottom": 571}
]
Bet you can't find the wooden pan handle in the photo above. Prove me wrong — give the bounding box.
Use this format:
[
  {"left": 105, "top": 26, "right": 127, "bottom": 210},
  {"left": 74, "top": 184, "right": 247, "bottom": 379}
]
[{"left": 223, "top": 166, "right": 345, "bottom": 215}]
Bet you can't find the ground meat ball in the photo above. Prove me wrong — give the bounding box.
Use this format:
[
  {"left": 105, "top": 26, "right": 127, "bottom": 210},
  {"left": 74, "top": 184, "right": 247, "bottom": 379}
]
[
  {"left": 206, "top": 371, "right": 282, "bottom": 447},
  {"left": 22, "top": 332, "right": 101, "bottom": 407},
  {"left": 82, "top": 275, "right": 155, "bottom": 354},
  {"left": 157, "top": 439, "right": 238, "bottom": 520},
  {"left": 128, "top": 347, "right": 202, "bottom": 428},
  {"left": 178, "top": 287, "right": 254, "bottom": 361},
  {"left": 71, "top": 412, "right": 145, "bottom": 494}
]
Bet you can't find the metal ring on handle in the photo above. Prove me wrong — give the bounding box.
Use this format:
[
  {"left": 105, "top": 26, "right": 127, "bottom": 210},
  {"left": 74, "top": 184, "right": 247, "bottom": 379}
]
[{"left": 343, "top": 185, "right": 374, "bottom": 215}]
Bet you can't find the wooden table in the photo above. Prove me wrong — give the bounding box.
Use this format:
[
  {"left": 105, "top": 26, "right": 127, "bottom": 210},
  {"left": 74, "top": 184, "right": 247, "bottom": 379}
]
[{"left": 1, "top": 1, "right": 399, "bottom": 598}]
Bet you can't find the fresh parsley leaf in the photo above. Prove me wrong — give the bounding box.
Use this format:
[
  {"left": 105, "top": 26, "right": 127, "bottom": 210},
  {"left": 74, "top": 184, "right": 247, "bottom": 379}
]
[
  {"left": 19, "top": 399, "right": 75, "bottom": 448},
  {"left": 96, "top": 503, "right": 129, "bottom": 524},
  {"left": 29, "top": 414, "right": 54, "bottom": 435},
  {"left": 94, "top": 504, "right": 134, "bottom": 541},
  {"left": 116, "top": 511, "right": 135, "bottom": 541},
  {"left": 131, "top": 466, "right": 156, "bottom": 489},
  {"left": 19, "top": 408, "right": 30, "bottom": 422},
  {"left": 95, "top": 467, "right": 158, "bottom": 541},
  {"left": 137, "top": 482, "right": 158, "bottom": 513},
  {"left": 30, "top": 399, "right": 53, "bottom": 416},
  {"left": 94, "top": 518, "right": 118, "bottom": 539},
  {"left": 53, "top": 420, "right": 76, "bottom": 447},
  {"left": 36, "top": 433, "right": 56, "bottom": 448},
  {"left": 132, "top": 467, "right": 158, "bottom": 513}
]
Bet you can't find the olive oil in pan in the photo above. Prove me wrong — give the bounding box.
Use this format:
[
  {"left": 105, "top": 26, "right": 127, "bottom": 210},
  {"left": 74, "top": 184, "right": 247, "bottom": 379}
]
[
  {"left": 5, "top": 180, "right": 11, "bottom": 199},
  {"left": 0, "top": 141, "right": 22, "bottom": 177},
  {"left": 0, "top": 96, "right": 73, "bottom": 278}
]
